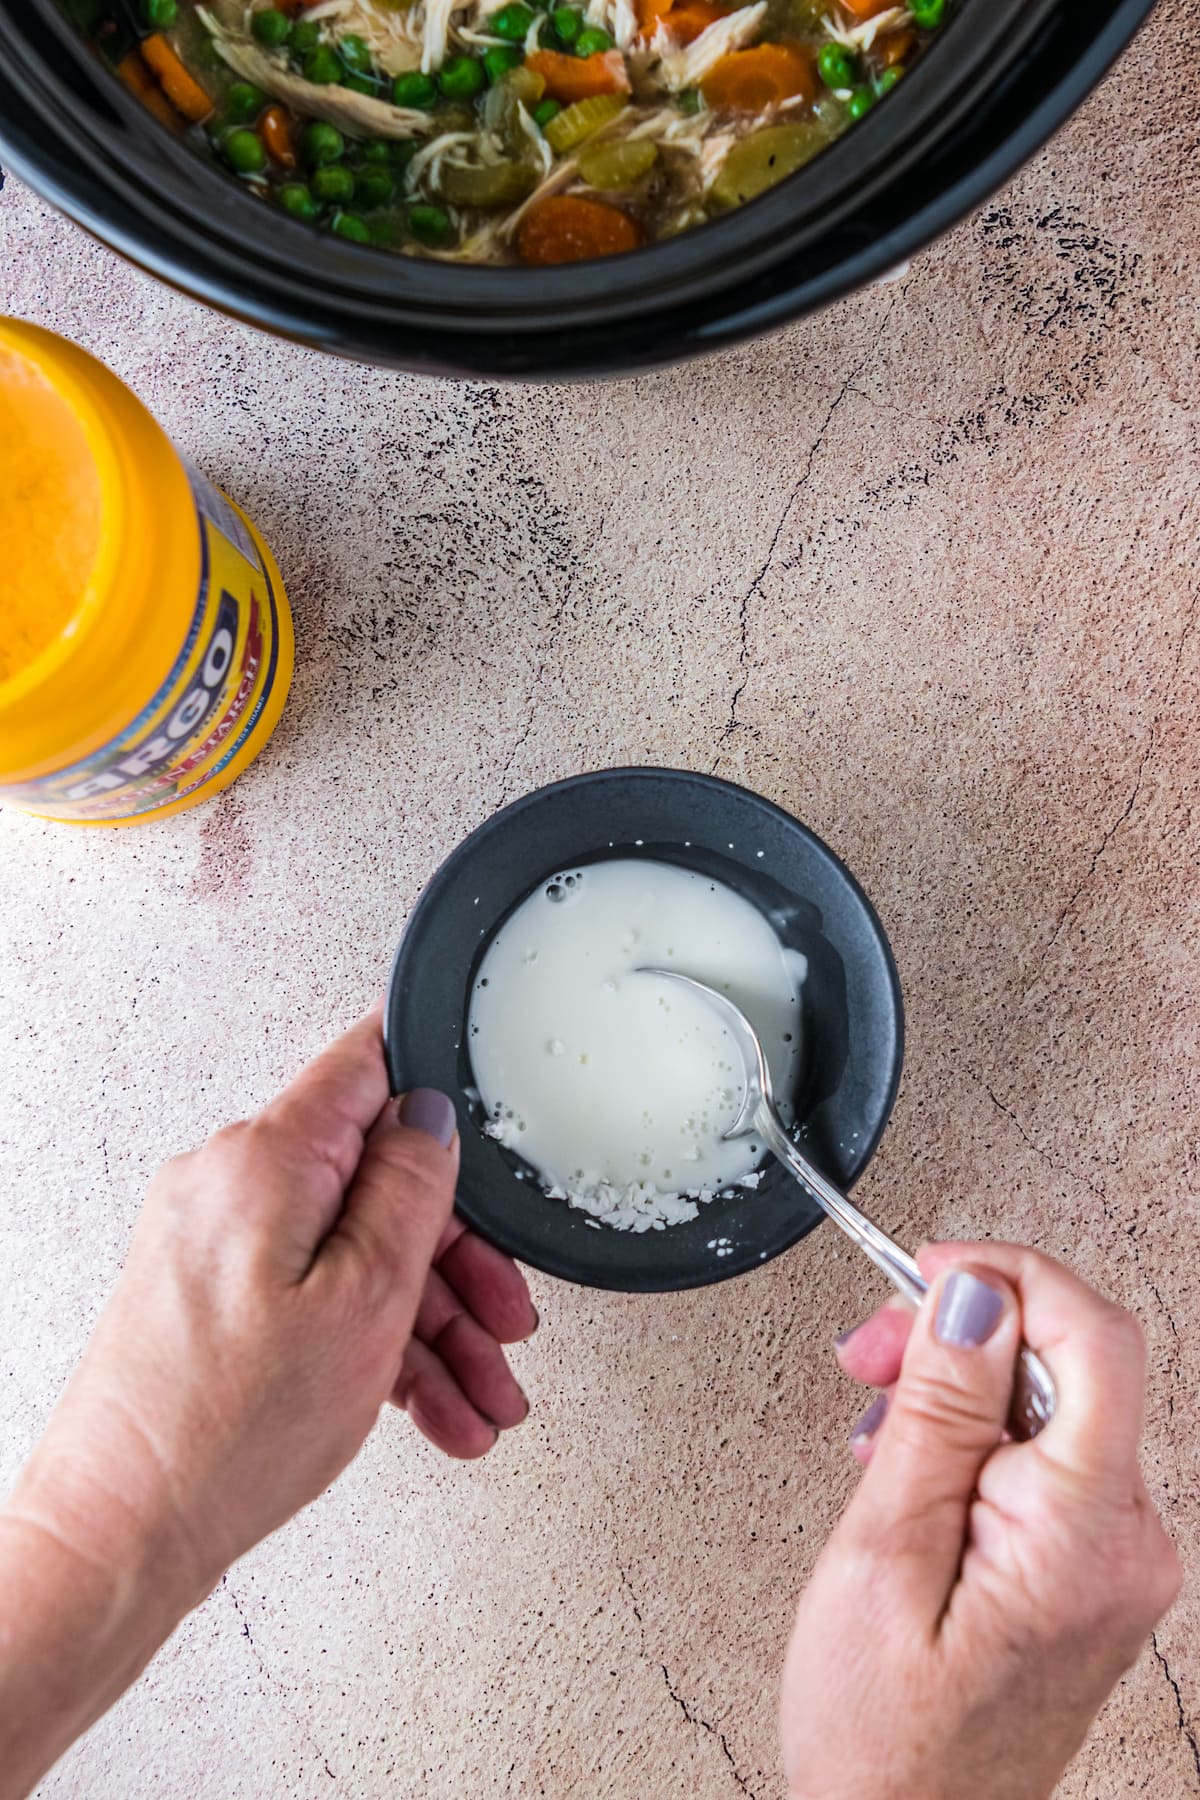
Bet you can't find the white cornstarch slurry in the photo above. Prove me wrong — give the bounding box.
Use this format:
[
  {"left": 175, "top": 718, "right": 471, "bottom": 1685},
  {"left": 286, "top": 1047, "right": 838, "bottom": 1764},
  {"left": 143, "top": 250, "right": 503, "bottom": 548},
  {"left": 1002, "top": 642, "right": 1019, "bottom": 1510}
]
[{"left": 469, "top": 859, "right": 804, "bottom": 1231}]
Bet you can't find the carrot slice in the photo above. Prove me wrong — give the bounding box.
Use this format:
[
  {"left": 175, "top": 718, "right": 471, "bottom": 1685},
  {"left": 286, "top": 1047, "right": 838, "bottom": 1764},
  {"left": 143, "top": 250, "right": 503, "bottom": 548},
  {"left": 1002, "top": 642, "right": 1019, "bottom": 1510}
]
[
  {"left": 516, "top": 194, "right": 640, "bottom": 264},
  {"left": 259, "top": 104, "right": 296, "bottom": 167},
  {"left": 838, "top": 0, "right": 895, "bottom": 14},
  {"left": 701, "top": 42, "right": 815, "bottom": 111},
  {"left": 116, "top": 48, "right": 179, "bottom": 128},
  {"left": 879, "top": 26, "right": 915, "bottom": 65},
  {"left": 662, "top": 1, "right": 728, "bottom": 42},
  {"left": 526, "top": 49, "right": 631, "bottom": 102},
  {"left": 141, "top": 32, "right": 214, "bottom": 122}
]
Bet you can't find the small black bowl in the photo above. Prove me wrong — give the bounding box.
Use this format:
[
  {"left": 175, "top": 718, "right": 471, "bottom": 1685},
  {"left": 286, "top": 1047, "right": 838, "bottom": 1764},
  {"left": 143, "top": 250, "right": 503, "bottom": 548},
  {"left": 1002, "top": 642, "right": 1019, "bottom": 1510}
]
[{"left": 385, "top": 768, "right": 903, "bottom": 1292}]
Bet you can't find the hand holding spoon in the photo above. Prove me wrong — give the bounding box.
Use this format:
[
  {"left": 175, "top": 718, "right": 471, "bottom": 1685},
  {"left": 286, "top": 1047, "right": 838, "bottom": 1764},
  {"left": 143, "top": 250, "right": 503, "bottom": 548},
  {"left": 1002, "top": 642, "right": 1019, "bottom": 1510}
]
[{"left": 641, "top": 968, "right": 1055, "bottom": 1441}]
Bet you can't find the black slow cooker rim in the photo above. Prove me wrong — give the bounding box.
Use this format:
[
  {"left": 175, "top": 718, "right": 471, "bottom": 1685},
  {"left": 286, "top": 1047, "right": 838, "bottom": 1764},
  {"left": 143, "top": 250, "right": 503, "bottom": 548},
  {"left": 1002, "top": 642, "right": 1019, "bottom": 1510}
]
[{"left": 0, "top": 0, "right": 1155, "bottom": 377}]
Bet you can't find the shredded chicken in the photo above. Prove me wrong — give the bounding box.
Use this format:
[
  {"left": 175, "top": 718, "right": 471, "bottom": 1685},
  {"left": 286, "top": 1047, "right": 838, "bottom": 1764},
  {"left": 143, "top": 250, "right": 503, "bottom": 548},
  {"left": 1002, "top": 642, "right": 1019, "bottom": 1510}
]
[
  {"left": 205, "top": 27, "right": 438, "bottom": 131},
  {"left": 697, "top": 128, "right": 733, "bottom": 187},
  {"left": 516, "top": 102, "right": 554, "bottom": 175},
  {"left": 456, "top": 25, "right": 508, "bottom": 44},
  {"left": 233, "top": 0, "right": 424, "bottom": 74},
  {"left": 623, "top": 105, "right": 710, "bottom": 147},
  {"left": 405, "top": 128, "right": 478, "bottom": 187},
  {"left": 822, "top": 4, "right": 909, "bottom": 52},
  {"left": 420, "top": 0, "right": 461, "bottom": 71},
  {"left": 613, "top": 0, "right": 639, "bottom": 50},
  {"left": 655, "top": 2, "right": 766, "bottom": 90},
  {"left": 582, "top": 0, "right": 638, "bottom": 47}
]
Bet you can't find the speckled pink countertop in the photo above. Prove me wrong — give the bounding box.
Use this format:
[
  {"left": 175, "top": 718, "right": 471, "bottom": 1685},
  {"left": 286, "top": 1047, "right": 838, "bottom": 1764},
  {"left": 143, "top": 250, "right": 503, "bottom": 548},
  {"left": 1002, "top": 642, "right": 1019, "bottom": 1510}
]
[{"left": 1, "top": 3, "right": 1198, "bottom": 1791}]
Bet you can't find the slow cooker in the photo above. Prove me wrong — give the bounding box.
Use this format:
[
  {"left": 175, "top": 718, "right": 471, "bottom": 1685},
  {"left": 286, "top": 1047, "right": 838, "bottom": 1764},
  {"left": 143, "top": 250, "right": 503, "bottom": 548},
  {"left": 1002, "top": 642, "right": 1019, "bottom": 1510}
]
[{"left": 0, "top": 0, "right": 1154, "bottom": 377}]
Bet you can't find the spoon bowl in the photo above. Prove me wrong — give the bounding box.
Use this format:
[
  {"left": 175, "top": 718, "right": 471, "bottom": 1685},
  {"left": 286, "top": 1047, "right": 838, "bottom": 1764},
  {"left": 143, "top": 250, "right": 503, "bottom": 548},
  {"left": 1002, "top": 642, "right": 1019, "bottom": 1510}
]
[{"left": 641, "top": 968, "right": 1056, "bottom": 1441}]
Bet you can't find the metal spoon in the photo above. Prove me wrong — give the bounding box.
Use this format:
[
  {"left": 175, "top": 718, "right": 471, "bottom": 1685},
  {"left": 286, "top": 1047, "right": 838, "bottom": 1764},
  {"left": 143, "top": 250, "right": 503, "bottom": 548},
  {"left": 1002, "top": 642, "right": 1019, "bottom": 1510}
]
[{"left": 640, "top": 968, "right": 1055, "bottom": 1441}]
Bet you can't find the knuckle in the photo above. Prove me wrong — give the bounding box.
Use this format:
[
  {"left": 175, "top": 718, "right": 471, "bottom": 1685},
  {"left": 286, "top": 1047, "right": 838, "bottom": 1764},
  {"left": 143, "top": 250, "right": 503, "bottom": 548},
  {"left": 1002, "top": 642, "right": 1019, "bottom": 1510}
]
[
  {"left": 1150, "top": 1531, "right": 1184, "bottom": 1614},
  {"left": 1091, "top": 1303, "right": 1146, "bottom": 1371},
  {"left": 1083, "top": 1506, "right": 1177, "bottom": 1637},
  {"left": 155, "top": 1120, "right": 256, "bottom": 1229},
  {"left": 893, "top": 1365, "right": 1001, "bottom": 1445},
  {"left": 205, "top": 1118, "right": 256, "bottom": 1164}
]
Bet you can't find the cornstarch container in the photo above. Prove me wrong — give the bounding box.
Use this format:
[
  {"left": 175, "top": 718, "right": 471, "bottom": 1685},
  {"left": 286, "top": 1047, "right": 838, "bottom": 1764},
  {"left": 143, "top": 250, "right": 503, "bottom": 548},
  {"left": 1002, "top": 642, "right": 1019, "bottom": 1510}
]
[{"left": 0, "top": 317, "right": 293, "bottom": 825}]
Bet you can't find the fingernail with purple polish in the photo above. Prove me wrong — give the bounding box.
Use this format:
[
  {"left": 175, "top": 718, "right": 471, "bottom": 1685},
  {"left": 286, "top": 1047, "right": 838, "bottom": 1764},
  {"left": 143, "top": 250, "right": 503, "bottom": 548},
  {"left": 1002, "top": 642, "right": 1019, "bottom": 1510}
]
[
  {"left": 849, "top": 1391, "right": 888, "bottom": 1446},
  {"left": 835, "top": 1323, "right": 859, "bottom": 1349},
  {"left": 936, "top": 1271, "right": 1004, "bottom": 1348},
  {"left": 399, "top": 1088, "right": 457, "bottom": 1148}
]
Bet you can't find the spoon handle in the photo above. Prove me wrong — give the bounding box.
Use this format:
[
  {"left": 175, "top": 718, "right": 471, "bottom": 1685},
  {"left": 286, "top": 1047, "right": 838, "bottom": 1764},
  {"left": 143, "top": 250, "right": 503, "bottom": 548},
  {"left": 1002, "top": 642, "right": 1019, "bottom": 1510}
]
[{"left": 755, "top": 1110, "right": 1055, "bottom": 1442}]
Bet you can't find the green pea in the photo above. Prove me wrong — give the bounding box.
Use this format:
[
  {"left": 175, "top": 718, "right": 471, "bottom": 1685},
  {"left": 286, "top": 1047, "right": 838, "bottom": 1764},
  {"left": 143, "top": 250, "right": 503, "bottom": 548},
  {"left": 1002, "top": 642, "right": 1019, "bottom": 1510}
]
[
  {"left": 289, "top": 17, "right": 321, "bottom": 54},
  {"left": 816, "top": 42, "right": 855, "bottom": 88},
  {"left": 304, "top": 45, "right": 344, "bottom": 83},
  {"left": 223, "top": 128, "right": 267, "bottom": 174},
  {"left": 358, "top": 138, "right": 393, "bottom": 162},
  {"left": 141, "top": 0, "right": 177, "bottom": 27},
  {"left": 482, "top": 44, "right": 523, "bottom": 81},
  {"left": 532, "top": 97, "right": 561, "bottom": 127},
  {"left": 909, "top": 0, "right": 944, "bottom": 23},
  {"left": 277, "top": 181, "right": 322, "bottom": 222},
  {"left": 675, "top": 87, "right": 702, "bottom": 115},
  {"left": 551, "top": 6, "right": 582, "bottom": 42},
  {"left": 845, "top": 84, "right": 875, "bottom": 120},
  {"left": 392, "top": 69, "right": 438, "bottom": 108},
  {"left": 339, "top": 33, "right": 373, "bottom": 71},
  {"left": 299, "top": 120, "right": 345, "bottom": 166},
  {"left": 333, "top": 211, "right": 372, "bottom": 241},
  {"left": 391, "top": 138, "right": 419, "bottom": 169},
  {"left": 439, "top": 53, "right": 486, "bottom": 98},
  {"left": 343, "top": 72, "right": 379, "bottom": 93},
  {"left": 408, "top": 202, "right": 453, "bottom": 245},
  {"left": 250, "top": 6, "right": 290, "bottom": 46},
  {"left": 574, "top": 25, "right": 612, "bottom": 53},
  {"left": 491, "top": 2, "right": 535, "bottom": 38},
  {"left": 354, "top": 165, "right": 395, "bottom": 207},
  {"left": 876, "top": 64, "right": 904, "bottom": 94},
  {"left": 226, "top": 81, "right": 267, "bottom": 122},
  {"left": 311, "top": 162, "right": 356, "bottom": 202}
]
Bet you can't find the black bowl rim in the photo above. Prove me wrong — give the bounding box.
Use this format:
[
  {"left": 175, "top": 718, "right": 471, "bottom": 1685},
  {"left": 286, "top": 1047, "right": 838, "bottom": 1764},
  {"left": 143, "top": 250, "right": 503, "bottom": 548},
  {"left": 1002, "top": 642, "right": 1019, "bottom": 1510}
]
[
  {"left": 0, "top": 0, "right": 1156, "bottom": 377},
  {"left": 384, "top": 765, "right": 906, "bottom": 1291}
]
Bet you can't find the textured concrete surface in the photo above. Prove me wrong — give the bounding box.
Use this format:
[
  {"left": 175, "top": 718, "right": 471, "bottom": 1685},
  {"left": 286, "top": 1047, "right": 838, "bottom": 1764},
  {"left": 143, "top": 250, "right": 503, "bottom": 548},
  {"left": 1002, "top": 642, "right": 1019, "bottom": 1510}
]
[{"left": 1, "top": 1, "right": 1198, "bottom": 1791}]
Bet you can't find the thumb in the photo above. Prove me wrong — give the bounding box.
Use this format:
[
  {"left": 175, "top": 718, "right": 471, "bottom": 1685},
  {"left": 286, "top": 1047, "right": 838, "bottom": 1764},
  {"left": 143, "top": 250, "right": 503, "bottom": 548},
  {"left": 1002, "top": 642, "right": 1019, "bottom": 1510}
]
[
  {"left": 844, "top": 1265, "right": 1021, "bottom": 1618},
  {"left": 320, "top": 1088, "right": 460, "bottom": 1326}
]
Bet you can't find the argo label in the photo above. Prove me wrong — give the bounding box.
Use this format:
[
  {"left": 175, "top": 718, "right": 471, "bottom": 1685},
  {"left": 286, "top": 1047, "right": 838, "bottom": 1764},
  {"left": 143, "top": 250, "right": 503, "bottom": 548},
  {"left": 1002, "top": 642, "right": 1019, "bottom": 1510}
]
[{"left": 9, "top": 468, "right": 286, "bottom": 824}]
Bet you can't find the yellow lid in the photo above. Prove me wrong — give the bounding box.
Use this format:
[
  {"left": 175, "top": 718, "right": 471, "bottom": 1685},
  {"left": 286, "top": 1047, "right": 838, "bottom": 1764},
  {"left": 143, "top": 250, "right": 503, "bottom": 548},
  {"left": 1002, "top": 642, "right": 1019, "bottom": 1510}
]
[{"left": 0, "top": 319, "right": 202, "bottom": 784}]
